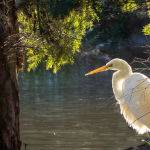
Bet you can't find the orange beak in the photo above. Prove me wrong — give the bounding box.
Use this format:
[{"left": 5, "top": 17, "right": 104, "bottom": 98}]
[{"left": 85, "top": 65, "right": 108, "bottom": 76}]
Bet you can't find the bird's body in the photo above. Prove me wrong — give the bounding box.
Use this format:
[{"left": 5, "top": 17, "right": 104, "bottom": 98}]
[
  {"left": 112, "top": 66, "right": 150, "bottom": 134},
  {"left": 86, "top": 58, "right": 150, "bottom": 134}
]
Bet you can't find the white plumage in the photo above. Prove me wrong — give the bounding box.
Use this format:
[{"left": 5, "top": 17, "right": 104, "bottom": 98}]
[{"left": 86, "top": 58, "right": 150, "bottom": 134}]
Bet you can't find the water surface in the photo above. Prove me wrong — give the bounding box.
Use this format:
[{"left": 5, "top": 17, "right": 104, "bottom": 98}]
[{"left": 19, "top": 62, "right": 143, "bottom": 150}]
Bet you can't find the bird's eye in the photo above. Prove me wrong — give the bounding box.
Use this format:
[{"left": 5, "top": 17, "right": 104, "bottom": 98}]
[{"left": 108, "top": 64, "right": 113, "bottom": 68}]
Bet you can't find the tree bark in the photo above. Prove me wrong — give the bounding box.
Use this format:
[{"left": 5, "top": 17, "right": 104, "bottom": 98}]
[{"left": 0, "top": 0, "right": 21, "bottom": 150}]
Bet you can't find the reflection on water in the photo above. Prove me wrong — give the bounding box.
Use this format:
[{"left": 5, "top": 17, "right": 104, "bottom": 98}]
[{"left": 19, "top": 63, "right": 142, "bottom": 150}]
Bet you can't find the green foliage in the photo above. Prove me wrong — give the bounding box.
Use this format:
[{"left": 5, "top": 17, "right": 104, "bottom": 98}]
[
  {"left": 121, "top": 0, "right": 138, "bottom": 12},
  {"left": 142, "top": 2, "right": 150, "bottom": 35},
  {"left": 87, "top": 0, "right": 149, "bottom": 42},
  {"left": 18, "top": 1, "right": 97, "bottom": 73},
  {"left": 18, "top": 0, "right": 149, "bottom": 67},
  {"left": 92, "top": 0, "right": 133, "bottom": 41},
  {"left": 143, "top": 24, "right": 150, "bottom": 35},
  {"left": 146, "top": 1, "right": 150, "bottom": 17}
]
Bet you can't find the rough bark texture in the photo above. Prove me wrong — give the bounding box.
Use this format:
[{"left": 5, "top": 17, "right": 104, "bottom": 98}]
[{"left": 0, "top": 0, "right": 21, "bottom": 150}]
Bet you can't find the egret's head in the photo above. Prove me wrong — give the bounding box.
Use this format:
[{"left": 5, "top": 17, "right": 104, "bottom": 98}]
[
  {"left": 106, "top": 58, "right": 130, "bottom": 71},
  {"left": 85, "top": 58, "right": 131, "bottom": 76}
]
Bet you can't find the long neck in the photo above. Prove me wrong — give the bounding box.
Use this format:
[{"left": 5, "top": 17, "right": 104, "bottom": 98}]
[{"left": 112, "top": 65, "right": 132, "bottom": 102}]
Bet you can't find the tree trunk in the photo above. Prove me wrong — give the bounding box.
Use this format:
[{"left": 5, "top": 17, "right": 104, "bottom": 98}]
[{"left": 0, "top": 0, "right": 21, "bottom": 150}]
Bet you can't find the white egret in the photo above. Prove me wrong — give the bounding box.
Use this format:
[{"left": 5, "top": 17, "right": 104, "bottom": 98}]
[{"left": 85, "top": 58, "right": 150, "bottom": 134}]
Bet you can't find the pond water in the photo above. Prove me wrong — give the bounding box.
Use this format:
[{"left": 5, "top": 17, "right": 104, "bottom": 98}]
[{"left": 19, "top": 61, "right": 144, "bottom": 150}]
